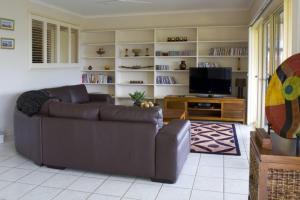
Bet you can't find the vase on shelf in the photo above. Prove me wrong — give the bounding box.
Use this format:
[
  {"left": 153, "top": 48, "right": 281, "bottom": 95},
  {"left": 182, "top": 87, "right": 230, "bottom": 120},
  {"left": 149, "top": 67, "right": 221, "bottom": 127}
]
[{"left": 179, "top": 61, "right": 187, "bottom": 70}]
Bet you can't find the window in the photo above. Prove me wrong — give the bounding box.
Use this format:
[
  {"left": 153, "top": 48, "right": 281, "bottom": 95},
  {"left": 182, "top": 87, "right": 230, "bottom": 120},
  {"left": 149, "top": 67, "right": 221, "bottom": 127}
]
[{"left": 31, "top": 15, "right": 79, "bottom": 67}]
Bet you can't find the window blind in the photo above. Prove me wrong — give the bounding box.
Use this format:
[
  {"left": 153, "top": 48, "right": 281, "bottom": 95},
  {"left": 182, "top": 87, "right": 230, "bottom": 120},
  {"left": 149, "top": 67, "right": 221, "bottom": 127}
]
[
  {"left": 32, "top": 19, "right": 44, "bottom": 63},
  {"left": 47, "top": 23, "right": 57, "bottom": 63}
]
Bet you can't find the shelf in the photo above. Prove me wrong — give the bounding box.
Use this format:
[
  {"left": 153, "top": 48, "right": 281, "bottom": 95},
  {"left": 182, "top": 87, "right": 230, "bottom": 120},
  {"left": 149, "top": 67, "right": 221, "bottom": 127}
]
[
  {"left": 188, "top": 116, "right": 221, "bottom": 121},
  {"left": 197, "top": 40, "right": 248, "bottom": 43},
  {"left": 198, "top": 55, "right": 248, "bottom": 58},
  {"left": 156, "top": 41, "right": 197, "bottom": 44},
  {"left": 117, "top": 42, "right": 154, "bottom": 45},
  {"left": 232, "top": 70, "right": 248, "bottom": 73},
  {"left": 83, "top": 83, "right": 115, "bottom": 85},
  {"left": 156, "top": 70, "right": 189, "bottom": 73},
  {"left": 156, "top": 56, "right": 196, "bottom": 58},
  {"left": 188, "top": 108, "right": 221, "bottom": 111},
  {"left": 82, "top": 70, "right": 115, "bottom": 72},
  {"left": 82, "top": 56, "right": 115, "bottom": 59},
  {"left": 118, "top": 83, "right": 154, "bottom": 86},
  {"left": 118, "top": 69, "right": 154, "bottom": 72},
  {"left": 119, "top": 56, "right": 154, "bottom": 59},
  {"left": 156, "top": 84, "right": 188, "bottom": 87},
  {"left": 82, "top": 42, "right": 115, "bottom": 46}
]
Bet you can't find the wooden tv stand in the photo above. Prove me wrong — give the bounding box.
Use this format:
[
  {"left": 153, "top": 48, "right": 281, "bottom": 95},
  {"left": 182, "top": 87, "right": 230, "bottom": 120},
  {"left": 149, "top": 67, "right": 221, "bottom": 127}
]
[{"left": 164, "top": 96, "right": 246, "bottom": 124}]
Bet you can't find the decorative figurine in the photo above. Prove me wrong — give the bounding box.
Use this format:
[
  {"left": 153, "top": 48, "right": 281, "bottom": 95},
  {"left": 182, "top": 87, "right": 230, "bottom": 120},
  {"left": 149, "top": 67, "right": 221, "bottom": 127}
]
[
  {"left": 96, "top": 48, "right": 105, "bottom": 56},
  {"left": 145, "top": 48, "right": 150, "bottom": 56},
  {"left": 237, "top": 57, "right": 241, "bottom": 71},
  {"left": 88, "top": 65, "right": 93, "bottom": 70},
  {"left": 179, "top": 60, "right": 187, "bottom": 70},
  {"left": 125, "top": 48, "right": 129, "bottom": 57}
]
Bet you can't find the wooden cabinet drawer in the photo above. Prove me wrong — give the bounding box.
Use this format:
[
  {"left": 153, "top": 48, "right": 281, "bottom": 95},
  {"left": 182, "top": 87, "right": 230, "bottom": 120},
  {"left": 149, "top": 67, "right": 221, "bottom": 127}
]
[
  {"left": 223, "top": 103, "right": 245, "bottom": 111},
  {"left": 223, "top": 110, "right": 244, "bottom": 119}
]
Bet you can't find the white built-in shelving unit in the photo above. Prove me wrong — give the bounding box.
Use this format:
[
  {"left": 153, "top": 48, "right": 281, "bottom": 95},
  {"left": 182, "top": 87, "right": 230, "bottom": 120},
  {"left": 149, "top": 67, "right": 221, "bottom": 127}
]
[{"left": 81, "top": 26, "right": 248, "bottom": 105}]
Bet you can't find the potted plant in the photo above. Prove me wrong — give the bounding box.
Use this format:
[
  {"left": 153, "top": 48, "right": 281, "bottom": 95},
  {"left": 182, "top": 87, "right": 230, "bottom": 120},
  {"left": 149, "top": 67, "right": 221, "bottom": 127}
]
[{"left": 129, "top": 91, "right": 145, "bottom": 106}]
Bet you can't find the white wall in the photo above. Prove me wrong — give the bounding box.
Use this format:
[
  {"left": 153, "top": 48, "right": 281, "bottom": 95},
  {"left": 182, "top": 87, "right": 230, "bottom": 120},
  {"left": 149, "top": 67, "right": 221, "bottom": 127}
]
[
  {"left": 81, "top": 10, "right": 249, "bottom": 30},
  {"left": 0, "top": 0, "right": 82, "bottom": 134}
]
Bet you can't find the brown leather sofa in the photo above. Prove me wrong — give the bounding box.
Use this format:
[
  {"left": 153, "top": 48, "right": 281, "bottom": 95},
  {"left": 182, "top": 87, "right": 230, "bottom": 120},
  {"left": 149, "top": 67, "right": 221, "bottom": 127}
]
[{"left": 14, "top": 84, "right": 191, "bottom": 183}]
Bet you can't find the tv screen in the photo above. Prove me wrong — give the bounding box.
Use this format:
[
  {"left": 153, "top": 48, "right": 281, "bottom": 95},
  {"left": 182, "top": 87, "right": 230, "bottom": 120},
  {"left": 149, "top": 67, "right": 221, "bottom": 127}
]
[{"left": 189, "top": 67, "right": 232, "bottom": 95}]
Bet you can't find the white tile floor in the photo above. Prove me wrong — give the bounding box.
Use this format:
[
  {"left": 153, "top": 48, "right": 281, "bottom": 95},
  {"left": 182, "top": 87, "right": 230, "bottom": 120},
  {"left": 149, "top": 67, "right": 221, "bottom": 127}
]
[{"left": 0, "top": 124, "right": 252, "bottom": 200}]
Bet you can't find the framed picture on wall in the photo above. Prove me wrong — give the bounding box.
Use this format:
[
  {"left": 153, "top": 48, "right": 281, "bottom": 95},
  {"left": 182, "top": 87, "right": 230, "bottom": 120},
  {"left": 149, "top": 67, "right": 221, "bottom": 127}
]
[
  {"left": 1, "top": 38, "right": 15, "bottom": 49},
  {"left": 0, "top": 18, "right": 15, "bottom": 30}
]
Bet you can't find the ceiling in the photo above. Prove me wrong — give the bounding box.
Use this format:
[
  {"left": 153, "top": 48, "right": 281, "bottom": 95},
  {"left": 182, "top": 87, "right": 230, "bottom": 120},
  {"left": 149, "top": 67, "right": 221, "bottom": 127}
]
[{"left": 34, "top": 0, "right": 254, "bottom": 17}]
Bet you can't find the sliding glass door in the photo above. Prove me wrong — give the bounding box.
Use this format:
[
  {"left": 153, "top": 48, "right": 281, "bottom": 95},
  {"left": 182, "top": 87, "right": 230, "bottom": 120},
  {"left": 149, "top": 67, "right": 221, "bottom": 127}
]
[{"left": 259, "top": 7, "right": 284, "bottom": 128}]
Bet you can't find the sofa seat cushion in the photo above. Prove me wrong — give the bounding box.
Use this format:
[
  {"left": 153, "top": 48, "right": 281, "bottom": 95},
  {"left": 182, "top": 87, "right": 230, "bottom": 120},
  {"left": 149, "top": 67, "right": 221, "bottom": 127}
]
[
  {"left": 100, "top": 105, "right": 163, "bottom": 128},
  {"left": 69, "top": 85, "right": 90, "bottom": 103},
  {"left": 49, "top": 102, "right": 100, "bottom": 120}
]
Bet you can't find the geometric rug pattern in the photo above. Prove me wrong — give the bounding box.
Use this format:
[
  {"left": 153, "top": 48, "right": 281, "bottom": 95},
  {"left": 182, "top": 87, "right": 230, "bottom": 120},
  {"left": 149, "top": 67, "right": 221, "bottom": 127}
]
[{"left": 191, "top": 122, "right": 241, "bottom": 156}]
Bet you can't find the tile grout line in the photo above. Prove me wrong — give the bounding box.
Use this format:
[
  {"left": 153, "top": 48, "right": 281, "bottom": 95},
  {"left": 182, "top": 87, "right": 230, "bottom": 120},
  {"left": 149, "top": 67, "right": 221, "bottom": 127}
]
[
  {"left": 47, "top": 170, "right": 98, "bottom": 200},
  {"left": 120, "top": 178, "right": 136, "bottom": 200},
  {"left": 188, "top": 153, "right": 201, "bottom": 200},
  {"left": 16, "top": 167, "right": 69, "bottom": 200},
  {"left": 84, "top": 174, "right": 112, "bottom": 199}
]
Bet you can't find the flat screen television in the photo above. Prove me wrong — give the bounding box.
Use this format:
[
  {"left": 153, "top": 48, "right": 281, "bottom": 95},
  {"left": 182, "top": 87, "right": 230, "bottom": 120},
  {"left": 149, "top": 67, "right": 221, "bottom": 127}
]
[{"left": 189, "top": 67, "right": 232, "bottom": 96}]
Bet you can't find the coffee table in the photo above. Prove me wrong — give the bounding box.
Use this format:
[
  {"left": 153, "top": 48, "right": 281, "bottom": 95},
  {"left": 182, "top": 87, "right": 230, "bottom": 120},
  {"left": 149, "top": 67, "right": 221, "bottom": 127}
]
[{"left": 163, "top": 109, "right": 186, "bottom": 123}]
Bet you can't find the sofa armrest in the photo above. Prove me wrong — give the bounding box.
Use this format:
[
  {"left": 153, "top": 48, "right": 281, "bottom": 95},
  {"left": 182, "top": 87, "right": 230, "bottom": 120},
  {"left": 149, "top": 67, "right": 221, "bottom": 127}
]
[
  {"left": 153, "top": 120, "right": 191, "bottom": 183},
  {"left": 89, "top": 93, "right": 114, "bottom": 104},
  {"left": 14, "top": 110, "right": 43, "bottom": 165}
]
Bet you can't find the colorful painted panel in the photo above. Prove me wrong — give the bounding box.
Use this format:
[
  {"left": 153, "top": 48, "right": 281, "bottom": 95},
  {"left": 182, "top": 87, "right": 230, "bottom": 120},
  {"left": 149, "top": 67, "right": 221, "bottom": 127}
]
[{"left": 266, "top": 53, "right": 300, "bottom": 139}]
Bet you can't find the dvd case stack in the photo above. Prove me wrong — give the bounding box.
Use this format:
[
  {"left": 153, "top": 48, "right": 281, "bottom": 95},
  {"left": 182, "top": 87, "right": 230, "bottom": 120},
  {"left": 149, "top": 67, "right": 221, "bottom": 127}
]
[
  {"left": 82, "top": 73, "right": 113, "bottom": 84},
  {"left": 156, "top": 76, "right": 176, "bottom": 84},
  {"left": 208, "top": 47, "right": 248, "bottom": 56},
  {"left": 156, "top": 65, "right": 170, "bottom": 70},
  {"left": 156, "top": 50, "right": 195, "bottom": 56}
]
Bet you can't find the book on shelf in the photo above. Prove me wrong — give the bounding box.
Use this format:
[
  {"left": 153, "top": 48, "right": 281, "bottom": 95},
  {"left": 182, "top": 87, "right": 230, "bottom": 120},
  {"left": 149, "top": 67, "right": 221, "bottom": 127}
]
[
  {"left": 156, "top": 65, "right": 169, "bottom": 70},
  {"left": 82, "top": 73, "right": 113, "bottom": 84},
  {"left": 208, "top": 47, "right": 248, "bottom": 56},
  {"left": 156, "top": 50, "right": 196, "bottom": 56},
  {"left": 156, "top": 76, "right": 176, "bottom": 84}
]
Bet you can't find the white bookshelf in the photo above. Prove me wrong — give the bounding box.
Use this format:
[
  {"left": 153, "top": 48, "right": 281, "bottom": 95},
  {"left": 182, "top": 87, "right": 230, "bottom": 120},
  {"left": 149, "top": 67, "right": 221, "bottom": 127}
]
[{"left": 81, "top": 26, "right": 248, "bottom": 105}]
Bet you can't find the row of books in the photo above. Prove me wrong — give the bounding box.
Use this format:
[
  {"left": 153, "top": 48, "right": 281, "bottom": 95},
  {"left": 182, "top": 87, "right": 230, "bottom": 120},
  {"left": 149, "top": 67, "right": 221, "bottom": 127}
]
[
  {"left": 198, "top": 62, "right": 219, "bottom": 68},
  {"left": 209, "top": 47, "right": 248, "bottom": 56},
  {"left": 155, "top": 50, "right": 195, "bottom": 56},
  {"left": 156, "top": 76, "right": 176, "bottom": 84},
  {"left": 82, "top": 73, "right": 113, "bottom": 84},
  {"left": 156, "top": 65, "right": 170, "bottom": 70}
]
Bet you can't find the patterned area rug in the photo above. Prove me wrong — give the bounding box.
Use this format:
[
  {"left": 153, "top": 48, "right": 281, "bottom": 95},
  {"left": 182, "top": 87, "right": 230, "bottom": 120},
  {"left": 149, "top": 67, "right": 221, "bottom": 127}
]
[{"left": 191, "top": 122, "right": 241, "bottom": 156}]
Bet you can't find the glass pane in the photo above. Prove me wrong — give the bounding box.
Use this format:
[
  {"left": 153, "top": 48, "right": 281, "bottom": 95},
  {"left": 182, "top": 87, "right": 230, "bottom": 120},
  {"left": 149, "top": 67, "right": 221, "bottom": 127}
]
[
  {"left": 47, "top": 23, "right": 57, "bottom": 63},
  {"left": 60, "top": 26, "right": 69, "bottom": 63},
  {"left": 32, "top": 19, "right": 44, "bottom": 63},
  {"left": 263, "top": 21, "right": 272, "bottom": 128},
  {"left": 274, "top": 10, "right": 284, "bottom": 68},
  {"left": 71, "top": 28, "right": 78, "bottom": 63}
]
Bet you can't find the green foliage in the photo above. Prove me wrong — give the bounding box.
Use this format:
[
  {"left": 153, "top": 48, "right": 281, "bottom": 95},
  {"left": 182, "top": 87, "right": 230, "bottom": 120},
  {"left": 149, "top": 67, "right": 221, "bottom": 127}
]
[{"left": 129, "top": 91, "right": 145, "bottom": 102}]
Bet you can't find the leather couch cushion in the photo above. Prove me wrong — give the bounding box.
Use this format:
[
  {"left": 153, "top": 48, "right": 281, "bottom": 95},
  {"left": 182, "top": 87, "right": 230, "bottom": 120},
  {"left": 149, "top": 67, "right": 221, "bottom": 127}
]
[
  {"left": 100, "top": 105, "right": 163, "bottom": 127},
  {"left": 49, "top": 102, "right": 100, "bottom": 120},
  {"left": 45, "top": 86, "right": 71, "bottom": 103},
  {"left": 69, "top": 85, "right": 89, "bottom": 103}
]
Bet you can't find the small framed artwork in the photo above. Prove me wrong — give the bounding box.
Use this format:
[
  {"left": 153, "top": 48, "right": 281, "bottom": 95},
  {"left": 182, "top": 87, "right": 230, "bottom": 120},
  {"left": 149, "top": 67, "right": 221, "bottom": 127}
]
[
  {"left": 0, "top": 18, "right": 15, "bottom": 30},
  {"left": 1, "top": 38, "right": 15, "bottom": 49}
]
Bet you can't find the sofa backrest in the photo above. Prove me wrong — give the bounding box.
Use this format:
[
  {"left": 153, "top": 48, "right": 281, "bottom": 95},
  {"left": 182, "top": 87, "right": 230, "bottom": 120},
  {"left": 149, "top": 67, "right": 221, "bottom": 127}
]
[
  {"left": 100, "top": 105, "right": 163, "bottom": 129},
  {"left": 49, "top": 102, "right": 100, "bottom": 120},
  {"left": 45, "top": 84, "right": 89, "bottom": 103}
]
